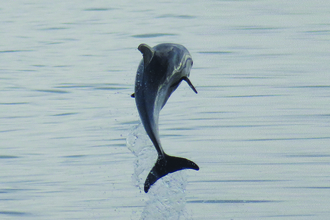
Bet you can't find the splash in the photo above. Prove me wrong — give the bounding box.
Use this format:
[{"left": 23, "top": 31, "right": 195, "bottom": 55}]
[
  {"left": 127, "top": 123, "right": 157, "bottom": 188},
  {"left": 127, "top": 123, "right": 191, "bottom": 220}
]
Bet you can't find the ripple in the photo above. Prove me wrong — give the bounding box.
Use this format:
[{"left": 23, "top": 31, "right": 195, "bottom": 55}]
[
  {"left": 198, "top": 51, "right": 233, "bottom": 54},
  {"left": 0, "top": 155, "right": 19, "bottom": 159},
  {"left": 52, "top": 112, "right": 78, "bottom": 117},
  {"left": 35, "top": 89, "right": 70, "bottom": 94},
  {"left": 188, "top": 200, "right": 277, "bottom": 204},
  {"left": 0, "top": 211, "right": 30, "bottom": 216},
  {"left": 0, "top": 50, "right": 32, "bottom": 53},
  {"left": 132, "top": 33, "right": 177, "bottom": 38},
  {"left": 84, "top": 8, "right": 116, "bottom": 11},
  {"left": 156, "top": 14, "right": 196, "bottom": 19},
  {"left": 0, "top": 102, "right": 29, "bottom": 105},
  {"left": 62, "top": 155, "right": 86, "bottom": 158}
]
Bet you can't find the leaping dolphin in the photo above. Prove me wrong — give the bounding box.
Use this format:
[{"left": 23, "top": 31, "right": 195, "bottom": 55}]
[{"left": 132, "top": 43, "right": 199, "bottom": 193}]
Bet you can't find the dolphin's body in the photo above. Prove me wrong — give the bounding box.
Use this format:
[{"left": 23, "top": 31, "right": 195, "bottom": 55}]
[{"left": 132, "top": 43, "right": 199, "bottom": 193}]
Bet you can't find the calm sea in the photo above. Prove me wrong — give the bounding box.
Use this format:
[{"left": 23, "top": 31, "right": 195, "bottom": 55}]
[{"left": 1, "top": 0, "right": 329, "bottom": 219}]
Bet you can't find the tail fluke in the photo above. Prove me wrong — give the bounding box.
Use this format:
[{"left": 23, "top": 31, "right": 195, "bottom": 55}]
[{"left": 144, "top": 154, "right": 199, "bottom": 193}]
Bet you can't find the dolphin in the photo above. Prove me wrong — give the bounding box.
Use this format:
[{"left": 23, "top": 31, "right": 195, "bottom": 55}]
[{"left": 132, "top": 43, "right": 199, "bottom": 193}]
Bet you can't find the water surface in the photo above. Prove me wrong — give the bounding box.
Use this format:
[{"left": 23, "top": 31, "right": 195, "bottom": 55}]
[{"left": 1, "top": 0, "right": 330, "bottom": 219}]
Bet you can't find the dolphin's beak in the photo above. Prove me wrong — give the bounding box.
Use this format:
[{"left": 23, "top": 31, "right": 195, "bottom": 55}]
[{"left": 182, "top": 77, "right": 198, "bottom": 94}]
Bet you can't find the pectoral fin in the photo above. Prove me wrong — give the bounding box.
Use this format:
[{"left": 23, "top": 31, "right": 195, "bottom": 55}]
[
  {"left": 182, "top": 77, "right": 198, "bottom": 94},
  {"left": 131, "top": 93, "right": 135, "bottom": 98}
]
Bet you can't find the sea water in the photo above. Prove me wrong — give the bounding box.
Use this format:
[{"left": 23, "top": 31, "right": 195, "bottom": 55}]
[{"left": 1, "top": 0, "right": 330, "bottom": 219}]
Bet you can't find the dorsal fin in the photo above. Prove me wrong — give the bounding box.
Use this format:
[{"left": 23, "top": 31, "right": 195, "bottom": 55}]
[{"left": 138, "top": 43, "right": 154, "bottom": 68}]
